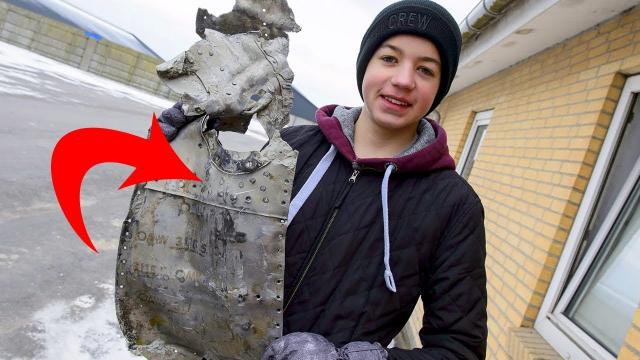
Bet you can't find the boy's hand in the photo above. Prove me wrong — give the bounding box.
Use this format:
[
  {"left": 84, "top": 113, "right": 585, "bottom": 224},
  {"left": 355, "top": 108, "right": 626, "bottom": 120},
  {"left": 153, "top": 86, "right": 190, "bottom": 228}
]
[
  {"left": 157, "top": 101, "right": 195, "bottom": 141},
  {"left": 261, "top": 332, "right": 387, "bottom": 360}
]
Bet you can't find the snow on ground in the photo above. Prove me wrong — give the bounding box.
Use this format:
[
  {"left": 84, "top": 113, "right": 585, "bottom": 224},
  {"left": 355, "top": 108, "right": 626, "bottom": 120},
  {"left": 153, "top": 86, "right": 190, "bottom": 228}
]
[
  {"left": 0, "top": 41, "right": 172, "bottom": 109},
  {"left": 27, "top": 282, "right": 144, "bottom": 360},
  {"left": 0, "top": 41, "right": 268, "bottom": 143}
]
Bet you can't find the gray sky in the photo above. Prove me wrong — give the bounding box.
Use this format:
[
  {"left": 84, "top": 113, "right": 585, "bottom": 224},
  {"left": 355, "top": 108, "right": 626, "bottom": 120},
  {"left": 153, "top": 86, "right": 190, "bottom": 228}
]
[{"left": 62, "top": 0, "right": 478, "bottom": 107}]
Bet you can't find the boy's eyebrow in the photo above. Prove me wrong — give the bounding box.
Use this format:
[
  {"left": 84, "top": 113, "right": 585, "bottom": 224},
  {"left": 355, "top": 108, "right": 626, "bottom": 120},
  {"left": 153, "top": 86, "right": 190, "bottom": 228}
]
[{"left": 380, "top": 43, "right": 441, "bottom": 67}]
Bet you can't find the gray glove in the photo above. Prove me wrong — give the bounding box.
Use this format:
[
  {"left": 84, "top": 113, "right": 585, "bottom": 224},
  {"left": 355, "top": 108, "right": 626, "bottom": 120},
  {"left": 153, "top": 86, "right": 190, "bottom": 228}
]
[
  {"left": 261, "top": 332, "right": 388, "bottom": 360},
  {"left": 157, "top": 101, "right": 252, "bottom": 141},
  {"left": 158, "top": 101, "right": 193, "bottom": 141}
]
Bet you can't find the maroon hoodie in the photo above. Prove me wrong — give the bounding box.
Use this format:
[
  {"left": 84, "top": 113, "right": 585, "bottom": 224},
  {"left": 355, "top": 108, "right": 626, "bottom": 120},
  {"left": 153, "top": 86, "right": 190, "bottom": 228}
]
[{"left": 315, "top": 104, "right": 455, "bottom": 173}]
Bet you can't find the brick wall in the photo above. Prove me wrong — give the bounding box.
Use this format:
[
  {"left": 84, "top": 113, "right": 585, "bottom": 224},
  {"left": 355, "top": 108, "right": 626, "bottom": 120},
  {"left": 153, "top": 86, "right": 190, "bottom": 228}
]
[
  {"left": 0, "top": 0, "right": 178, "bottom": 99},
  {"left": 397, "top": 6, "right": 640, "bottom": 360},
  {"left": 619, "top": 309, "right": 640, "bottom": 360},
  {"left": 507, "top": 328, "right": 562, "bottom": 360}
]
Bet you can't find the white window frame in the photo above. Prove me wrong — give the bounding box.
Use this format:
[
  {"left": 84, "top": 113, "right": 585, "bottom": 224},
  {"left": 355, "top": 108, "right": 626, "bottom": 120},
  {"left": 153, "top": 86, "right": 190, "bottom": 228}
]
[
  {"left": 535, "top": 75, "right": 640, "bottom": 360},
  {"left": 456, "top": 110, "right": 493, "bottom": 177}
]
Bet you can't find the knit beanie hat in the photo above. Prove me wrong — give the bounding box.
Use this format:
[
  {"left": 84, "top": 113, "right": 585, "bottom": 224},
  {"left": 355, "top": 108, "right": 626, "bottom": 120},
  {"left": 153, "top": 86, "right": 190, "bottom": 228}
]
[{"left": 356, "top": 0, "right": 462, "bottom": 114}]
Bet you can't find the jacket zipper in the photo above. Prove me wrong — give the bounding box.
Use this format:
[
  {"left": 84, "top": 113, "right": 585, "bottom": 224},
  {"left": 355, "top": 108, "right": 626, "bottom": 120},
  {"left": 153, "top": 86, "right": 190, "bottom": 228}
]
[{"left": 284, "top": 168, "right": 360, "bottom": 312}]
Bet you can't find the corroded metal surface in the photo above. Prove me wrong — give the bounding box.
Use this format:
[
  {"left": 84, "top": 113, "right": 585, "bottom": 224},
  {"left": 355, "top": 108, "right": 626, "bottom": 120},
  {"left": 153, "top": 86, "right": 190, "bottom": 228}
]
[
  {"left": 195, "top": 0, "right": 300, "bottom": 40},
  {"left": 115, "top": 3, "right": 298, "bottom": 359},
  {"left": 156, "top": 29, "right": 294, "bottom": 138},
  {"left": 116, "top": 121, "right": 295, "bottom": 359}
]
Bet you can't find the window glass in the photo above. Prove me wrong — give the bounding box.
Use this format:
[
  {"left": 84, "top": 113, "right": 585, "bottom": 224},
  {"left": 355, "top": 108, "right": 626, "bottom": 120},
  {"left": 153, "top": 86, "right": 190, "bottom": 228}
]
[
  {"left": 564, "top": 179, "right": 640, "bottom": 354},
  {"left": 460, "top": 124, "right": 488, "bottom": 179},
  {"left": 458, "top": 110, "right": 492, "bottom": 180},
  {"left": 569, "top": 95, "right": 640, "bottom": 278}
]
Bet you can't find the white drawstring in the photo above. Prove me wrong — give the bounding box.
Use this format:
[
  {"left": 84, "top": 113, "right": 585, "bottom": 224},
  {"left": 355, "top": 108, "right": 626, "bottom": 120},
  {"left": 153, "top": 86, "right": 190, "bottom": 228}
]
[
  {"left": 288, "top": 148, "right": 397, "bottom": 293},
  {"left": 381, "top": 164, "right": 397, "bottom": 293},
  {"left": 287, "top": 145, "right": 336, "bottom": 224}
]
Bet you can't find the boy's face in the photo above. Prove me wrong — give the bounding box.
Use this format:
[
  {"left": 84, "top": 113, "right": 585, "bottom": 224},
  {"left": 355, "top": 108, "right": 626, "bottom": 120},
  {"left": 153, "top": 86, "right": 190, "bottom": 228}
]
[{"left": 360, "top": 34, "right": 441, "bottom": 133}]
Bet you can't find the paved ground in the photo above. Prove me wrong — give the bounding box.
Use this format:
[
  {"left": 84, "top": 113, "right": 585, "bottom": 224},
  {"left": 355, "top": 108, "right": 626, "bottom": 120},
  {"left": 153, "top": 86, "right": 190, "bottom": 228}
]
[{"left": 0, "top": 41, "right": 266, "bottom": 359}]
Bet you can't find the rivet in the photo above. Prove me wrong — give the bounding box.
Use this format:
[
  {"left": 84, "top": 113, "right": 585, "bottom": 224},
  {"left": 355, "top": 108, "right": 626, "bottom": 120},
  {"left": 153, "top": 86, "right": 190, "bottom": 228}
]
[
  {"left": 262, "top": 197, "right": 269, "bottom": 203},
  {"left": 263, "top": 22, "right": 267, "bottom": 26},
  {"left": 219, "top": 66, "right": 225, "bottom": 71},
  {"left": 263, "top": 171, "right": 271, "bottom": 177},
  {"left": 119, "top": 285, "right": 124, "bottom": 288},
  {"left": 179, "top": 181, "right": 185, "bottom": 188},
  {"left": 123, "top": 246, "right": 127, "bottom": 250},
  {"left": 226, "top": 92, "right": 232, "bottom": 96},
  {"left": 276, "top": 295, "right": 281, "bottom": 300},
  {"left": 276, "top": 280, "right": 282, "bottom": 284},
  {"left": 209, "top": 50, "right": 214, "bottom": 56},
  {"left": 232, "top": 81, "right": 237, "bottom": 86},
  {"left": 249, "top": 178, "right": 256, "bottom": 184},
  {"left": 230, "top": 194, "right": 238, "bottom": 202},
  {"left": 262, "top": 8, "right": 266, "bottom": 12},
  {"left": 260, "top": 185, "right": 266, "bottom": 191},
  {"left": 121, "top": 260, "right": 126, "bottom": 264},
  {"left": 274, "top": 322, "right": 280, "bottom": 328},
  {"left": 246, "top": 161, "right": 254, "bottom": 168},
  {"left": 281, "top": 200, "right": 286, "bottom": 205},
  {"left": 280, "top": 219, "right": 286, "bottom": 224},
  {"left": 197, "top": 49, "right": 203, "bottom": 55},
  {"left": 284, "top": 179, "right": 290, "bottom": 184},
  {"left": 218, "top": 191, "right": 224, "bottom": 197},
  {"left": 120, "top": 272, "right": 125, "bottom": 276},
  {"left": 284, "top": 189, "right": 288, "bottom": 194},
  {"left": 239, "top": 182, "right": 245, "bottom": 188},
  {"left": 137, "top": 232, "right": 146, "bottom": 240},
  {"left": 245, "top": 196, "right": 252, "bottom": 204}
]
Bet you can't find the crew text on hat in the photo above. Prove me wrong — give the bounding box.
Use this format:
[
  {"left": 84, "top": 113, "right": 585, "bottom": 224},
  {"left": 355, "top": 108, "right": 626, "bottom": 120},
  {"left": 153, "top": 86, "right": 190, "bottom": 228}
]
[{"left": 387, "top": 12, "right": 431, "bottom": 30}]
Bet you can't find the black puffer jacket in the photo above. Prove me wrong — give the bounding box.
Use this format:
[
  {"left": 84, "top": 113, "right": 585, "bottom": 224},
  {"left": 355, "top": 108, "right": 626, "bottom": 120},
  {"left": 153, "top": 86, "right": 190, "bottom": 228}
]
[{"left": 280, "top": 105, "right": 487, "bottom": 359}]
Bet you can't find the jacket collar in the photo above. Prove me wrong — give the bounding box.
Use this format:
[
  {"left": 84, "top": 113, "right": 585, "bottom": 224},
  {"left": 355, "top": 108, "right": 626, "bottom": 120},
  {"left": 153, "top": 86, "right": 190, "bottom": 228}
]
[{"left": 315, "top": 104, "right": 455, "bottom": 173}]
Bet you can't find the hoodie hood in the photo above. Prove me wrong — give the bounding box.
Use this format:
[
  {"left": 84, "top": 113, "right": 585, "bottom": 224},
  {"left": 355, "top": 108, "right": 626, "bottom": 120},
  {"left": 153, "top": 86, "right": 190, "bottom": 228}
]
[{"left": 315, "top": 104, "right": 455, "bottom": 173}]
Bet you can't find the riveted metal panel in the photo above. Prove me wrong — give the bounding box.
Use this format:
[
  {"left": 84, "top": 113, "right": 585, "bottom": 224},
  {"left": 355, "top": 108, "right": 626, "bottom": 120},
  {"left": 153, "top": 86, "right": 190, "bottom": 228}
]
[{"left": 116, "top": 23, "right": 297, "bottom": 360}]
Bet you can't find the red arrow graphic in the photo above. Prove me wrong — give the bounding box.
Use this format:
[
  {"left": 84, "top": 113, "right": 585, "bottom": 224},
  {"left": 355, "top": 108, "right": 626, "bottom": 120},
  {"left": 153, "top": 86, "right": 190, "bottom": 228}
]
[{"left": 51, "top": 113, "right": 201, "bottom": 253}]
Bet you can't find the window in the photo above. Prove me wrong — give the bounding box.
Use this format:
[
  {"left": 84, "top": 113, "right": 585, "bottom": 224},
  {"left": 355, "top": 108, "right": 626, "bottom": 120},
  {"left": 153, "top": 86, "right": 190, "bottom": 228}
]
[
  {"left": 536, "top": 75, "right": 640, "bottom": 359},
  {"left": 456, "top": 110, "right": 493, "bottom": 179}
]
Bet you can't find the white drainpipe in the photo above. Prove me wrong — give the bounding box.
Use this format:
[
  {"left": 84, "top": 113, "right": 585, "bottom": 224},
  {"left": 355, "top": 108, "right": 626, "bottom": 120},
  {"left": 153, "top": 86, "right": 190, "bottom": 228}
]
[{"left": 459, "top": 0, "right": 520, "bottom": 45}]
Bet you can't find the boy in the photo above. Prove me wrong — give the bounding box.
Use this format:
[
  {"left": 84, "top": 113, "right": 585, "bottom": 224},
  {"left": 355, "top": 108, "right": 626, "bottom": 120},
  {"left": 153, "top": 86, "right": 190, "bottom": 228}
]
[{"left": 159, "top": 1, "right": 487, "bottom": 359}]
